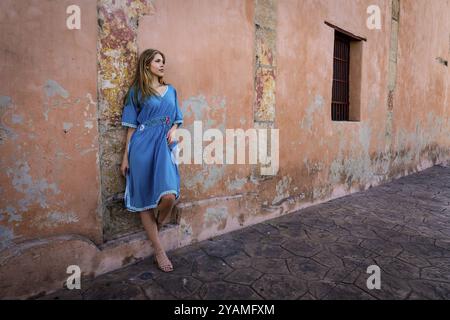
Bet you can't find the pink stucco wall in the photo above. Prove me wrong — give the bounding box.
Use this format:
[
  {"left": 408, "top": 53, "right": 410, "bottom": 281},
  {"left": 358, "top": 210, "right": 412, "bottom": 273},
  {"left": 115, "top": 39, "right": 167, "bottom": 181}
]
[{"left": 0, "top": 1, "right": 101, "bottom": 246}]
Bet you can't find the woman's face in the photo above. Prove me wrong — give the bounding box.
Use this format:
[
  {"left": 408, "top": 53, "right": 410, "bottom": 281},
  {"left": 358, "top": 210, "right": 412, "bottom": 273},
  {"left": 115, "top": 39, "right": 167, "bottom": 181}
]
[{"left": 148, "top": 53, "right": 165, "bottom": 78}]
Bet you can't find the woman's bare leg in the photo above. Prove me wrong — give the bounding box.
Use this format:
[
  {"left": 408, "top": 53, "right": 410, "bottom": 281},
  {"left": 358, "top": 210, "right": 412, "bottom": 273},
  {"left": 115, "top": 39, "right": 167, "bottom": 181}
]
[
  {"left": 140, "top": 210, "right": 163, "bottom": 252},
  {"left": 156, "top": 194, "right": 176, "bottom": 229},
  {"left": 140, "top": 209, "right": 173, "bottom": 272}
]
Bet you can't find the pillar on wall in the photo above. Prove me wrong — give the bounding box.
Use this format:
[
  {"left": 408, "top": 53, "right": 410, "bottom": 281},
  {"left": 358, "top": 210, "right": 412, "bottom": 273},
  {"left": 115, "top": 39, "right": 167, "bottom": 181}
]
[
  {"left": 252, "top": 0, "right": 278, "bottom": 179},
  {"left": 384, "top": 0, "right": 400, "bottom": 160}
]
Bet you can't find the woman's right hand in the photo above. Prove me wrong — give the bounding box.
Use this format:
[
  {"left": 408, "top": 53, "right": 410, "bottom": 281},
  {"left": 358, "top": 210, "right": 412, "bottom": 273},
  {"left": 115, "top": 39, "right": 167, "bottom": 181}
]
[{"left": 121, "top": 158, "right": 129, "bottom": 177}]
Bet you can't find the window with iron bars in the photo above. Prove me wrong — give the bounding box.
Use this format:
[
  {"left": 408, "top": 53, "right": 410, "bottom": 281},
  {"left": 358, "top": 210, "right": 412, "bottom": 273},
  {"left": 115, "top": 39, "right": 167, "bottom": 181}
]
[{"left": 331, "top": 30, "right": 352, "bottom": 121}]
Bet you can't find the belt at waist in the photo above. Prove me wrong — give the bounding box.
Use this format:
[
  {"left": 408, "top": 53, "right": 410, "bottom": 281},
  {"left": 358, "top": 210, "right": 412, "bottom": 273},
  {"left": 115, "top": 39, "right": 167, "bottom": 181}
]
[{"left": 138, "top": 116, "right": 171, "bottom": 131}]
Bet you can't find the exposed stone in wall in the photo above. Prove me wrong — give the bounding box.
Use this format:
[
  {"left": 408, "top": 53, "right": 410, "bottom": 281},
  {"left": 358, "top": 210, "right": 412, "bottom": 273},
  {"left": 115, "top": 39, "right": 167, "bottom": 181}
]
[
  {"left": 254, "top": 0, "right": 277, "bottom": 123},
  {"left": 252, "top": 0, "right": 279, "bottom": 188},
  {"left": 384, "top": 0, "right": 400, "bottom": 166},
  {"left": 97, "top": 0, "right": 155, "bottom": 240}
]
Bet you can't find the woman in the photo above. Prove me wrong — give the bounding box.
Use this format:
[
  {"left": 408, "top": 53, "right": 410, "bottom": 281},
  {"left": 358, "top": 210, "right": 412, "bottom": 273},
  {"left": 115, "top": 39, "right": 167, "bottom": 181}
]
[{"left": 120, "top": 49, "right": 183, "bottom": 272}]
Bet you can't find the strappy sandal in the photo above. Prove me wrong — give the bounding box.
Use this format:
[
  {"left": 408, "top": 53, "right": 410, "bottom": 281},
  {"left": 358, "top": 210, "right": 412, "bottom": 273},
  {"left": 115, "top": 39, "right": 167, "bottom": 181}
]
[{"left": 153, "top": 249, "right": 173, "bottom": 272}]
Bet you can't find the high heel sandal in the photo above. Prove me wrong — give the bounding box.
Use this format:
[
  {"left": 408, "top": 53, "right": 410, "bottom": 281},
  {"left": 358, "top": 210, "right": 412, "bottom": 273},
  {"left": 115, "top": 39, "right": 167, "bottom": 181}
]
[{"left": 153, "top": 249, "right": 173, "bottom": 272}]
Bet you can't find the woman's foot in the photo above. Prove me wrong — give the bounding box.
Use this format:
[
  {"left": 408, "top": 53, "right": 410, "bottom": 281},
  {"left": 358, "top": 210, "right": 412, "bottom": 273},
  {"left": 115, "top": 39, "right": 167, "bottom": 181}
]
[{"left": 153, "top": 249, "right": 173, "bottom": 272}]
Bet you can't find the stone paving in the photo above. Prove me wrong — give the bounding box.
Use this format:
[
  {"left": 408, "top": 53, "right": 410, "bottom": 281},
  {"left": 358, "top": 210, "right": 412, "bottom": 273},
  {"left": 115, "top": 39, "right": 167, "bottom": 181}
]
[{"left": 41, "top": 165, "right": 450, "bottom": 300}]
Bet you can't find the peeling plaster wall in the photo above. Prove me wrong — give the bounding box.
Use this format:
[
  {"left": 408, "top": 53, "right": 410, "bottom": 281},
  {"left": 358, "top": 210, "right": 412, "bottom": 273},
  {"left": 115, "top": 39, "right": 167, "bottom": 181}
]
[
  {"left": 0, "top": 0, "right": 102, "bottom": 298},
  {"left": 0, "top": 0, "right": 449, "bottom": 299},
  {"left": 391, "top": 0, "right": 450, "bottom": 174},
  {"left": 276, "top": 0, "right": 392, "bottom": 206},
  {"left": 0, "top": 1, "right": 101, "bottom": 246},
  {"left": 274, "top": 0, "right": 449, "bottom": 211}
]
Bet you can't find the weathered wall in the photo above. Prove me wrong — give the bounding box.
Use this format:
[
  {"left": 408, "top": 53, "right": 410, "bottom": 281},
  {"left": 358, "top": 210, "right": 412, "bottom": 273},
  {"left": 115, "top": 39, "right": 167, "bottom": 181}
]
[
  {"left": 0, "top": 0, "right": 101, "bottom": 245},
  {"left": 0, "top": 0, "right": 448, "bottom": 299},
  {"left": 0, "top": 0, "right": 104, "bottom": 298},
  {"left": 391, "top": 0, "right": 450, "bottom": 174}
]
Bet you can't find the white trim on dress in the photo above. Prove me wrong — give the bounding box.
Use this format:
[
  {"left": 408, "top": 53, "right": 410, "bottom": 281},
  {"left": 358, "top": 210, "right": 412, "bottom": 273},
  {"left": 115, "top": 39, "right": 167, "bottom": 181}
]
[
  {"left": 122, "top": 122, "right": 138, "bottom": 128},
  {"left": 124, "top": 189, "right": 180, "bottom": 212}
]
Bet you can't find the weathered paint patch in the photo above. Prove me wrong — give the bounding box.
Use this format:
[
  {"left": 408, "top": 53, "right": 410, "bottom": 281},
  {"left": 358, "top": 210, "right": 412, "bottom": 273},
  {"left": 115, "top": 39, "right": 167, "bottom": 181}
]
[
  {"left": 179, "top": 218, "right": 193, "bottom": 239},
  {"left": 300, "top": 94, "right": 324, "bottom": 133},
  {"left": 5, "top": 161, "right": 60, "bottom": 211},
  {"left": 359, "top": 123, "right": 372, "bottom": 152},
  {"left": 328, "top": 123, "right": 376, "bottom": 189},
  {"left": 184, "top": 165, "right": 225, "bottom": 193},
  {"left": 227, "top": 175, "right": 248, "bottom": 191},
  {"left": 272, "top": 175, "right": 292, "bottom": 205},
  {"left": 33, "top": 211, "right": 79, "bottom": 229},
  {"left": 2, "top": 206, "right": 22, "bottom": 223},
  {"left": 181, "top": 100, "right": 226, "bottom": 170},
  {"left": 391, "top": 112, "right": 445, "bottom": 170},
  {"left": 0, "top": 95, "right": 17, "bottom": 144},
  {"left": 84, "top": 121, "right": 94, "bottom": 129},
  {"left": 303, "top": 158, "right": 324, "bottom": 176},
  {"left": 44, "top": 80, "right": 69, "bottom": 98},
  {"left": 0, "top": 225, "right": 15, "bottom": 251},
  {"left": 367, "top": 95, "right": 379, "bottom": 113},
  {"left": 0, "top": 96, "right": 12, "bottom": 108},
  {"left": 325, "top": 110, "right": 444, "bottom": 191},
  {"left": 313, "top": 185, "right": 333, "bottom": 201},
  {"left": 11, "top": 114, "right": 23, "bottom": 124},
  {"left": 182, "top": 95, "right": 209, "bottom": 122},
  {"left": 182, "top": 94, "right": 226, "bottom": 131},
  {"left": 63, "top": 122, "right": 73, "bottom": 132},
  {"left": 204, "top": 206, "right": 228, "bottom": 230}
]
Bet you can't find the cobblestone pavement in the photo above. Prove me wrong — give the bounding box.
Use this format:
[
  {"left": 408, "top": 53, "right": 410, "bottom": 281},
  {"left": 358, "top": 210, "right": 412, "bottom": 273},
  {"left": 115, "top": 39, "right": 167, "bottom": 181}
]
[{"left": 41, "top": 165, "right": 450, "bottom": 300}]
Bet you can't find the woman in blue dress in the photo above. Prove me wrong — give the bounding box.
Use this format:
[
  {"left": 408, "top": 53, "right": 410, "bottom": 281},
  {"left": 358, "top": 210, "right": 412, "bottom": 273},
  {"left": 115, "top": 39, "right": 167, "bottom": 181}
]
[{"left": 120, "top": 49, "right": 183, "bottom": 272}]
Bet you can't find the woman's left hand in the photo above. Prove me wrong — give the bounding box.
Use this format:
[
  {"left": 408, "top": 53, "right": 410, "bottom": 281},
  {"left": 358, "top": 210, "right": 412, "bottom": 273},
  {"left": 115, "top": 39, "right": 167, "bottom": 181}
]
[{"left": 167, "top": 125, "right": 177, "bottom": 144}]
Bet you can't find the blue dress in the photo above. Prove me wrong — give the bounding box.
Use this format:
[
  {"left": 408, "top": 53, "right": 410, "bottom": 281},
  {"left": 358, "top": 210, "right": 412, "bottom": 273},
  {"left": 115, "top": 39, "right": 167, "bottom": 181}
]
[{"left": 121, "top": 84, "right": 183, "bottom": 212}]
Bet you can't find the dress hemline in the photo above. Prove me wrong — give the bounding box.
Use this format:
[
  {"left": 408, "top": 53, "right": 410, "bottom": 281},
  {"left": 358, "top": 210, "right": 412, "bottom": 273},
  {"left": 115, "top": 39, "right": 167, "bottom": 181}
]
[{"left": 124, "top": 189, "right": 180, "bottom": 212}]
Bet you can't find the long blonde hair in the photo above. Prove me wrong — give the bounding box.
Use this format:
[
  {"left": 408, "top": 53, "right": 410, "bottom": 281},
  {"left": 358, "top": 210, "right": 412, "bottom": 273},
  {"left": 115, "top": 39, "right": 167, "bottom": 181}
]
[{"left": 124, "top": 48, "right": 167, "bottom": 113}]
